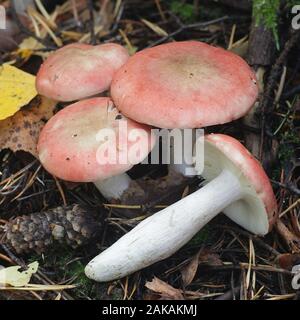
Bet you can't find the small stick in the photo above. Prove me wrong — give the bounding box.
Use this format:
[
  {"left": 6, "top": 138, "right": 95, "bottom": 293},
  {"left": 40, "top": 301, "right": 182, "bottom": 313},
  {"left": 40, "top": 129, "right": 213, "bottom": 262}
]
[
  {"left": 279, "top": 199, "right": 300, "bottom": 218},
  {"left": 88, "top": 0, "right": 96, "bottom": 44},
  {"left": 148, "top": 16, "right": 229, "bottom": 47},
  {"left": 209, "top": 263, "right": 293, "bottom": 275},
  {"left": 53, "top": 176, "right": 67, "bottom": 206},
  {"left": 71, "top": 0, "right": 80, "bottom": 26},
  {"left": 10, "top": 1, "right": 56, "bottom": 50},
  {"left": 154, "top": 0, "right": 166, "bottom": 22},
  {"left": 271, "top": 180, "right": 300, "bottom": 196}
]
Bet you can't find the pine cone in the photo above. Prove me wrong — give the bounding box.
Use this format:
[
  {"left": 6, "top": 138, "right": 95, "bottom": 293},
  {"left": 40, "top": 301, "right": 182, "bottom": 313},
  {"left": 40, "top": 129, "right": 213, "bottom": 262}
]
[{"left": 2, "top": 205, "right": 101, "bottom": 254}]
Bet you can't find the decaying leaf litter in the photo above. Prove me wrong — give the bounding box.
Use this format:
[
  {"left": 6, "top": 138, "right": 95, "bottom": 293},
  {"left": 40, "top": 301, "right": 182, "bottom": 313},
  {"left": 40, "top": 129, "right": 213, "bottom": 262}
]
[{"left": 0, "top": 0, "right": 299, "bottom": 300}]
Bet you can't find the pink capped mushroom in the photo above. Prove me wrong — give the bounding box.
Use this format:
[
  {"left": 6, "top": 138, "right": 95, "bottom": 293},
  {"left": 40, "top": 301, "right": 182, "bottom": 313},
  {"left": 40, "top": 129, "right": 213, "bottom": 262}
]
[
  {"left": 36, "top": 43, "right": 129, "bottom": 102},
  {"left": 85, "top": 134, "right": 278, "bottom": 282},
  {"left": 111, "top": 41, "right": 259, "bottom": 176},
  {"left": 38, "top": 97, "right": 156, "bottom": 200}
]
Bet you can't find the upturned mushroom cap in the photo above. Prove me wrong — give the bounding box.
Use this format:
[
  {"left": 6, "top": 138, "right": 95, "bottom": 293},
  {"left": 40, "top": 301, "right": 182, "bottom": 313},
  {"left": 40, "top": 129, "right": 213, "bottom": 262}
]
[
  {"left": 37, "top": 97, "right": 155, "bottom": 182},
  {"left": 202, "top": 134, "right": 278, "bottom": 235},
  {"left": 111, "top": 41, "right": 258, "bottom": 128},
  {"left": 36, "top": 43, "right": 129, "bottom": 101}
]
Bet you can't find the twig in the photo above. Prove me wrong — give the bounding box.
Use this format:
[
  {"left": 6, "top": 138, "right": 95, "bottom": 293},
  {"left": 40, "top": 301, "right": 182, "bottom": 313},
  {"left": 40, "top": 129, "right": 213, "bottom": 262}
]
[
  {"left": 279, "top": 199, "right": 300, "bottom": 218},
  {"left": 271, "top": 180, "right": 300, "bottom": 196},
  {"left": 283, "top": 84, "right": 300, "bottom": 99},
  {"left": 148, "top": 15, "right": 230, "bottom": 47},
  {"left": 71, "top": 0, "right": 80, "bottom": 26},
  {"left": 220, "top": 225, "right": 280, "bottom": 256},
  {"left": 10, "top": 1, "right": 56, "bottom": 50},
  {"left": 209, "top": 263, "right": 293, "bottom": 275},
  {"left": 154, "top": 0, "right": 166, "bottom": 22},
  {"left": 88, "top": 0, "right": 96, "bottom": 44},
  {"left": 275, "top": 220, "right": 300, "bottom": 253},
  {"left": 109, "top": 2, "right": 125, "bottom": 34}
]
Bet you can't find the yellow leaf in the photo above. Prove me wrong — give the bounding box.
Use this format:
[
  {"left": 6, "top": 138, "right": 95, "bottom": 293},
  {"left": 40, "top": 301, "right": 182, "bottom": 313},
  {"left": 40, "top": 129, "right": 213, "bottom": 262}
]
[
  {"left": 0, "top": 261, "right": 39, "bottom": 287},
  {"left": 17, "top": 37, "right": 46, "bottom": 60},
  {"left": 0, "top": 64, "right": 37, "bottom": 120}
]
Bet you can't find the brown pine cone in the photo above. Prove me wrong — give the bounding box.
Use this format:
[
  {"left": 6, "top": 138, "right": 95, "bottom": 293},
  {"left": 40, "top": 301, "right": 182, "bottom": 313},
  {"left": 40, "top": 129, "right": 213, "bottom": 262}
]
[{"left": 2, "top": 204, "right": 101, "bottom": 254}]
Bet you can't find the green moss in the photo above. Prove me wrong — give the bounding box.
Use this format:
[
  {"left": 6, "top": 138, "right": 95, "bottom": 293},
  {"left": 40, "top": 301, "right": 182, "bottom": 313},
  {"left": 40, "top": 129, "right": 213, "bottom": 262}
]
[
  {"left": 278, "top": 130, "right": 300, "bottom": 165},
  {"left": 170, "top": 0, "right": 196, "bottom": 23},
  {"left": 27, "top": 248, "right": 100, "bottom": 299},
  {"left": 188, "top": 226, "right": 210, "bottom": 246},
  {"left": 253, "top": 0, "right": 280, "bottom": 49}
]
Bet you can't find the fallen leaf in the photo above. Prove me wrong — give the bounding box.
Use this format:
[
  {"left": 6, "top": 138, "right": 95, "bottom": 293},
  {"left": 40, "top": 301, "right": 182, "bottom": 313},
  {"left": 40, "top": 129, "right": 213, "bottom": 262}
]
[
  {"left": 181, "top": 250, "right": 201, "bottom": 287},
  {"left": 276, "top": 220, "right": 300, "bottom": 253},
  {"left": 0, "top": 111, "right": 43, "bottom": 157},
  {"left": 199, "top": 249, "right": 223, "bottom": 266},
  {"left": 30, "top": 95, "right": 57, "bottom": 120},
  {"left": 0, "top": 96, "right": 57, "bottom": 157},
  {"left": 181, "top": 248, "right": 222, "bottom": 286},
  {"left": 145, "top": 277, "right": 184, "bottom": 300},
  {"left": 17, "top": 37, "right": 46, "bottom": 60},
  {"left": 0, "top": 64, "right": 37, "bottom": 120},
  {"left": 0, "top": 261, "right": 38, "bottom": 287},
  {"left": 276, "top": 253, "right": 300, "bottom": 270}
]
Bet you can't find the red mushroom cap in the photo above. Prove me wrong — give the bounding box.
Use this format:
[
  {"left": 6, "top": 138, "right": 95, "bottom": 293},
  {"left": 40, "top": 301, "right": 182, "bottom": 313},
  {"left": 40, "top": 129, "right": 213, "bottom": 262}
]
[
  {"left": 36, "top": 43, "right": 129, "bottom": 101},
  {"left": 203, "top": 134, "right": 278, "bottom": 234},
  {"left": 111, "top": 41, "right": 258, "bottom": 128},
  {"left": 37, "top": 97, "right": 155, "bottom": 182}
]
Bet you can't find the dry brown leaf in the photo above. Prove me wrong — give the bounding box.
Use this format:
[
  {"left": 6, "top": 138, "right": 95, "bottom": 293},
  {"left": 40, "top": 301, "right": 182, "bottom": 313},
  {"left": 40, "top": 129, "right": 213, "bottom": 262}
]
[
  {"left": 199, "top": 249, "right": 223, "bottom": 266},
  {"left": 276, "top": 220, "right": 300, "bottom": 253},
  {"left": 30, "top": 96, "right": 57, "bottom": 120},
  {"left": 276, "top": 253, "right": 300, "bottom": 270},
  {"left": 181, "top": 249, "right": 222, "bottom": 287},
  {"left": 0, "top": 96, "right": 57, "bottom": 157},
  {"left": 0, "top": 110, "right": 43, "bottom": 157},
  {"left": 145, "top": 277, "right": 184, "bottom": 300},
  {"left": 181, "top": 250, "right": 201, "bottom": 287}
]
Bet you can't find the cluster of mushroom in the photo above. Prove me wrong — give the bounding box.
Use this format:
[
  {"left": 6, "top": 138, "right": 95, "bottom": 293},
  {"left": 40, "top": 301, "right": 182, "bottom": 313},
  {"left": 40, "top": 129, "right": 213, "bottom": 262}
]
[
  {"left": 37, "top": 43, "right": 155, "bottom": 201},
  {"left": 36, "top": 40, "right": 278, "bottom": 283}
]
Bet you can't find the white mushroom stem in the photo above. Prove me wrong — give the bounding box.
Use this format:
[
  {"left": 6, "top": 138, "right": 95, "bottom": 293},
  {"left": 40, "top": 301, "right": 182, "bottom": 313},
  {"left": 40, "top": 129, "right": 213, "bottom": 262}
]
[
  {"left": 85, "top": 169, "right": 242, "bottom": 282},
  {"left": 169, "top": 129, "right": 198, "bottom": 177},
  {"left": 169, "top": 157, "right": 198, "bottom": 177},
  {"left": 93, "top": 173, "right": 132, "bottom": 200}
]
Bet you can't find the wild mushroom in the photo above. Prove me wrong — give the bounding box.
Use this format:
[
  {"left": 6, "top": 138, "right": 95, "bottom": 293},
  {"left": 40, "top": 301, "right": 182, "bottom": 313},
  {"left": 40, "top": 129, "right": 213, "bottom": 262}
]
[
  {"left": 37, "top": 97, "right": 155, "bottom": 200},
  {"left": 111, "top": 40, "right": 258, "bottom": 176},
  {"left": 36, "top": 43, "right": 129, "bottom": 102},
  {"left": 85, "top": 134, "right": 278, "bottom": 282}
]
